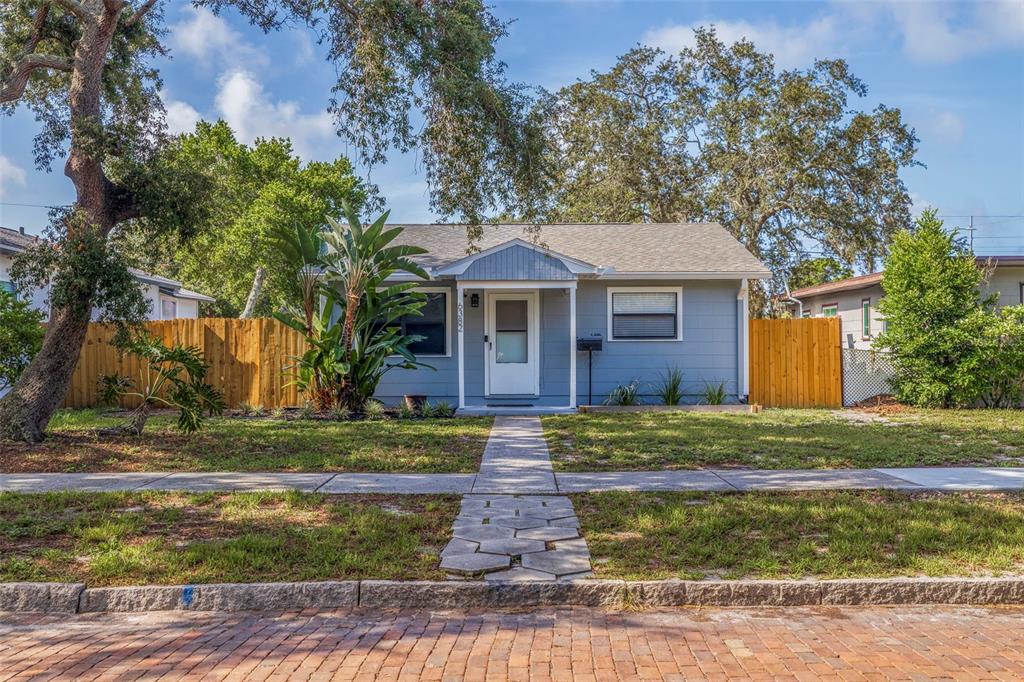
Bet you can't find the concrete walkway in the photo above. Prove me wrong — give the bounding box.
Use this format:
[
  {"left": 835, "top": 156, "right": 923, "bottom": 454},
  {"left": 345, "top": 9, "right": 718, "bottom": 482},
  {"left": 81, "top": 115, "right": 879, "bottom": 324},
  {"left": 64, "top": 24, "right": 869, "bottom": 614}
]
[{"left": 4, "top": 465, "right": 1024, "bottom": 493}]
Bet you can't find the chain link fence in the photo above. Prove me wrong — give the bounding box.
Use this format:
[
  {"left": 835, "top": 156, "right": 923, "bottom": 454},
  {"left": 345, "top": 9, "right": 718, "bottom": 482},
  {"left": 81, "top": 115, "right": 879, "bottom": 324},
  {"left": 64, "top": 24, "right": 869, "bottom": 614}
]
[{"left": 842, "top": 348, "right": 896, "bottom": 406}]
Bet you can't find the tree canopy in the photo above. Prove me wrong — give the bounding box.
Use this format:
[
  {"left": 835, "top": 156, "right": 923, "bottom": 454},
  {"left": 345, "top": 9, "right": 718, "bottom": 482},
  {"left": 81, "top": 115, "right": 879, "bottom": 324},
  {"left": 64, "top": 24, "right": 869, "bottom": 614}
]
[
  {"left": 0, "top": 0, "right": 547, "bottom": 441},
  {"left": 538, "top": 29, "right": 919, "bottom": 310},
  {"left": 114, "top": 120, "right": 367, "bottom": 316},
  {"left": 788, "top": 257, "right": 855, "bottom": 291}
]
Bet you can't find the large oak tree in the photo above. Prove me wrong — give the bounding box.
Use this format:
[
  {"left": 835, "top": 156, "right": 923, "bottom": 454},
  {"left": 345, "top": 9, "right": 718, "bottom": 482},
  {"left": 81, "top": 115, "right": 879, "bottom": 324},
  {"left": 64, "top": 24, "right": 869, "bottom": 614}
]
[
  {"left": 539, "top": 29, "right": 919, "bottom": 311},
  {"left": 0, "top": 0, "right": 546, "bottom": 441}
]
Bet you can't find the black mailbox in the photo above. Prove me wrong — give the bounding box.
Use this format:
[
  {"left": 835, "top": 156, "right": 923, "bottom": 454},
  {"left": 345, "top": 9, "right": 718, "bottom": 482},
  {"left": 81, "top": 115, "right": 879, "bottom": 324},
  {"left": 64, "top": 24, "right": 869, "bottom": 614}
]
[{"left": 577, "top": 338, "right": 603, "bottom": 352}]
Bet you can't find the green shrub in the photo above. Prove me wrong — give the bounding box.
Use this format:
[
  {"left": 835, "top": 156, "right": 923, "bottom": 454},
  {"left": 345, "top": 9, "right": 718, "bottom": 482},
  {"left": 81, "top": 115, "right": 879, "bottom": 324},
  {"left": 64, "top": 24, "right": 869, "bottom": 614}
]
[
  {"left": 423, "top": 400, "right": 455, "bottom": 418},
  {"left": 877, "top": 211, "right": 1018, "bottom": 407},
  {"left": 363, "top": 399, "right": 386, "bottom": 419},
  {"left": 701, "top": 381, "right": 727, "bottom": 405},
  {"left": 655, "top": 365, "right": 684, "bottom": 405},
  {"left": 0, "top": 290, "right": 44, "bottom": 392},
  {"left": 605, "top": 381, "right": 641, "bottom": 406}
]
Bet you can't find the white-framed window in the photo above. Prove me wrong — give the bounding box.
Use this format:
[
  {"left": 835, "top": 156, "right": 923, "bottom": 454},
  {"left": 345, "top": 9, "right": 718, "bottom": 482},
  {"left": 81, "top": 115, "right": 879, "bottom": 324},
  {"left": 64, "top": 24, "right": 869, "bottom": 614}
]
[
  {"left": 0, "top": 280, "right": 15, "bottom": 297},
  {"left": 394, "top": 287, "right": 451, "bottom": 357},
  {"left": 861, "top": 298, "right": 872, "bottom": 339},
  {"left": 821, "top": 303, "right": 838, "bottom": 318},
  {"left": 606, "top": 287, "right": 683, "bottom": 341},
  {"left": 160, "top": 297, "right": 177, "bottom": 320}
]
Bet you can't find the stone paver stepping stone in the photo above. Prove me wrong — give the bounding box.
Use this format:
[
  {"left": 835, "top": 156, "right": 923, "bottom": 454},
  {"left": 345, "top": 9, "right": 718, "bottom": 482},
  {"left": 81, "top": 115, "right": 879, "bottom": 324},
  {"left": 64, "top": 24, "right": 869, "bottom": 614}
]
[
  {"left": 440, "top": 538, "right": 479, "bottom": 557},
  {"left": 452, "top": 525, "right": 516, "bottom": 542},
  {"left": 477, "top": 538, "right": 547, "bottom": 556},
  {"left": 521, "top": 550, "right": 593, "bottom": 576},
  {"left": 548, "top": 516, "right": 581, "bottom": 528},
  {"left": 524, "top": 507, "right": 577, "bottom": 520},
  {"left": 515, "top": 526, "right": 580, "bottom": 542},
  {"left": 440, "top": 552, "right": 511, "bottom": 574},
  {"left": 489, "top": 515, "right": 548, "bottom": 530},
  {"left": 484, "top": 567, "right": 556, "bottom": 582}
]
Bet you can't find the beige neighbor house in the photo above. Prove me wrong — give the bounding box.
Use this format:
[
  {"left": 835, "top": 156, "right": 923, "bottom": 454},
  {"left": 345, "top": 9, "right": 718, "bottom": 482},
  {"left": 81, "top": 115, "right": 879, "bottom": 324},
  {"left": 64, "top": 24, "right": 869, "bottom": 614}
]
[
  {"left": 0, "top": 225, "right": 214, "bottom": 320},
  {"left": 783, "top": 256, "right": 1024, "bottom": 350}
]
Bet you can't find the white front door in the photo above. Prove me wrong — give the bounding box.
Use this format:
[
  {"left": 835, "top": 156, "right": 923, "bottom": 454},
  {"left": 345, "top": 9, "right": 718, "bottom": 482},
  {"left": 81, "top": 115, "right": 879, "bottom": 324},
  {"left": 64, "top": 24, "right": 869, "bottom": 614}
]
[{"left": 486, "top": 292, "right": 539, "bottom": 395}]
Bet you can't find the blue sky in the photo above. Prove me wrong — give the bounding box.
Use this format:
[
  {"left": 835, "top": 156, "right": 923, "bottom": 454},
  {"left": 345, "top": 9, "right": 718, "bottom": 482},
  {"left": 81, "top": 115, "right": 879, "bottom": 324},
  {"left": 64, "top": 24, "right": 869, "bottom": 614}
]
[{"left": 1, "top": 0, "right": 1022, "bottom": 255}]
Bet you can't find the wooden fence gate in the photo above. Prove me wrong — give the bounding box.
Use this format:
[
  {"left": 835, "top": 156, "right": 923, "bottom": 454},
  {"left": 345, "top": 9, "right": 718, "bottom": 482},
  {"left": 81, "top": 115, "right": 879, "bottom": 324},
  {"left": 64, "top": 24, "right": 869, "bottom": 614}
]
[
  {"left": 64, "top": 318, "right": 309, "bottom": 409},
  {"left": 748, "top": 317, "right": 842, "bottom": 408}
]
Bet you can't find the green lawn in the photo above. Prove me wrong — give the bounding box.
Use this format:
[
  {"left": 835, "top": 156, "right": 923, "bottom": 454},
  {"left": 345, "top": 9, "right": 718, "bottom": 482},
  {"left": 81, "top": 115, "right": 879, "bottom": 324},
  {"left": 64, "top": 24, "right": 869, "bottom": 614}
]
[
  {"left": 575, "top": 490, "right": 1024, "bottom": 580},
  {"left": 544, "top": 408, "right": 1024, "bottom": 470},
  {"left": 0, "top": 409, "right": 492, "bottom": 473},
  {"left": 0, "top": 491, "right": 458, "bottom": 585}
]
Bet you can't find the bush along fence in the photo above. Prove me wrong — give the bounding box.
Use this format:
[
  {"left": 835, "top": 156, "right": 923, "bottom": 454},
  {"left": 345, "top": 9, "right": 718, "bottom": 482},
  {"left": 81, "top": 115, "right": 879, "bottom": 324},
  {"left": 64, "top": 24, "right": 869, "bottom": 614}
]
[{"left": 63, "top": 318, "right": 308, "bottom": 410}]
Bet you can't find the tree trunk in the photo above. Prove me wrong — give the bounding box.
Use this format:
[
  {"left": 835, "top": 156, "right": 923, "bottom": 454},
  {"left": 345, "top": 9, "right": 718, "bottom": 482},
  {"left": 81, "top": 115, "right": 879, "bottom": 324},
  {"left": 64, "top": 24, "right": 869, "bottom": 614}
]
[
  {"left": 0, "top": 0, "right": 125, "bottom": 442},
  {"left": 0, "top": 303, "right": 93, "bottom": 441},
  {"left": 240, "top": 266, "right": 266, "bottom": 318}
]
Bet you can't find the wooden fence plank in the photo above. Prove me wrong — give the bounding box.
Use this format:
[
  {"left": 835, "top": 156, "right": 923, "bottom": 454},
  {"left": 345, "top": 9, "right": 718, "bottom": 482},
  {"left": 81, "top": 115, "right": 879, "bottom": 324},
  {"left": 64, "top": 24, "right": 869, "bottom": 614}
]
[
  {"left": 63, "top": 318, "right": 309, "bottom": 409},
  {"left": 748, "top": 318, "right": 842, "bottom": 408}
]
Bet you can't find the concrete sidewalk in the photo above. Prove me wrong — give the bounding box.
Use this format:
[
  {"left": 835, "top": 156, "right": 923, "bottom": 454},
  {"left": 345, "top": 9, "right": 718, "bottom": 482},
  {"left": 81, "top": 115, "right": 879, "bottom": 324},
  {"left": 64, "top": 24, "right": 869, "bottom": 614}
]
[{"left": 2, "top": 466, "right": 1023, "bottom": 494}]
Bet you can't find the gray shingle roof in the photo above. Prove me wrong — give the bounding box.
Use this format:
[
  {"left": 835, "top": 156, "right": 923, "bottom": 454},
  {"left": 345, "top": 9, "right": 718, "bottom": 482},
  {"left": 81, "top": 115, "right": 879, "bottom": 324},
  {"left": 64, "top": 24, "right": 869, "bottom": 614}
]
[
  {"left": 391, "top": 223, "right": 771, "bottom": 277},
  {"left": 0, "top": 226, "right": 41, "bottom": 253}
]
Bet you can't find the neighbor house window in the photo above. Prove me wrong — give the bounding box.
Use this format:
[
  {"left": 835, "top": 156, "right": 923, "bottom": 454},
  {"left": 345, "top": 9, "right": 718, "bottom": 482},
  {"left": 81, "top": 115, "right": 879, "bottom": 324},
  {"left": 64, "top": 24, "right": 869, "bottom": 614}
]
[
  {"left": 822, "top": 303, "right": 838, "bottom": 318},
  {"left": 161, "top": 298, "right": 177, "bottom": 320},
  {"left": 861, "top": 298, "right": 872, "bottom": 338},
  {"left": 395, "top": 289, "right": 450, "bottom": 356},
  {"left": 1020, "top": 282, "right": 1023, "bottom": 304},
  {"left": 0, "top": 281, "right": 14, "bottom": 296},
  {"left": 607, "top": 287, "right": 682, "bottom": 341}
]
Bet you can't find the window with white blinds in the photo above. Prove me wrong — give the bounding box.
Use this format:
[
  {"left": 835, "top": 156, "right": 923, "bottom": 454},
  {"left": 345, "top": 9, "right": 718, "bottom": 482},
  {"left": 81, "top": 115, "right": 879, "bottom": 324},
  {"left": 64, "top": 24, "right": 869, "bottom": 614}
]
[{"left": 608, "top": 288, "right": 682, "bottom": 340}]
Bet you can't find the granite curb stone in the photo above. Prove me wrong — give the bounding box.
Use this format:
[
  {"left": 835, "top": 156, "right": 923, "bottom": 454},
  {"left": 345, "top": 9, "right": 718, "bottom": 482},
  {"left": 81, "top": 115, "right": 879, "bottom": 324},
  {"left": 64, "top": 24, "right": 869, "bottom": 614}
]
[
  {"left": 0, "top": 582, "right": 85, "bottom": 613},
  {"left": 77, "top": 581, "right": 359, "bottom": 612}
]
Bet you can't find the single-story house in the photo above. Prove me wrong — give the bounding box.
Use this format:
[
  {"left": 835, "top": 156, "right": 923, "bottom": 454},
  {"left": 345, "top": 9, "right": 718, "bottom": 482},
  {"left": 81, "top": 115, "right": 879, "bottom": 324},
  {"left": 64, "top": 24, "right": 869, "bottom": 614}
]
[
  {"left": 782, "top": 256, "right": 1024, "bottom": 350},
  {"left": 373, "top": 223, "right": 771, "bottom": 412},
  {"left": 0, "top": 225, "right": 214, "bottom": 320}
]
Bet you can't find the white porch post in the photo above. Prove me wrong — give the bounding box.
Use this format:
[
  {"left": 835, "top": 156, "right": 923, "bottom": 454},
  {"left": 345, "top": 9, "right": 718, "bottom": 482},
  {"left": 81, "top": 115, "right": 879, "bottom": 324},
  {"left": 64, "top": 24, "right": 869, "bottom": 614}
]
[
  {"left": 738, "top": 278, "right": 749, "bottom": 400},
  {"left": 569, "top": 283, "right": 577, "bottom": 409},
  {"left": 457, "top": 283, "right": 465, "bottom": 409}
]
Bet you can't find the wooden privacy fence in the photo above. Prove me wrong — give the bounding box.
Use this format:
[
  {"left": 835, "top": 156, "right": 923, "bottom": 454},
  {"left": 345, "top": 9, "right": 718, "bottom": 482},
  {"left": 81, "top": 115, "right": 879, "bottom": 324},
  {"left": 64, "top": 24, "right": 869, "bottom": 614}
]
[
  {"left": 748, "top": 317, "right": 842, "bottom": 408},
  {"left": 64, "top": 318, "right": 309, "bottom": 409}
]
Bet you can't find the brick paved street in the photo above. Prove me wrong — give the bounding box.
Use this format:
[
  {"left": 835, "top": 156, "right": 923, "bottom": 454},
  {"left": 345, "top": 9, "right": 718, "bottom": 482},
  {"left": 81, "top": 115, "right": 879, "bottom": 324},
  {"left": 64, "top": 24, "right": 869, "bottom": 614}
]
[{"left": 2, "top": 606, "right": 1023, "bottom": 680}]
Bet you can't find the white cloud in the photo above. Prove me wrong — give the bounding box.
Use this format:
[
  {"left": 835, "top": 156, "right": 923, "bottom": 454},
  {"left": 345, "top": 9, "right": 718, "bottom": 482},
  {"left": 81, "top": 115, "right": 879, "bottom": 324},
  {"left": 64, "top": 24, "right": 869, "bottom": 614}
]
[
  {"left": 881, "top": 0, "right": 1024, "bottom": 63},
  {"left": 168, "top": 7, "right": 268, "bottom": 70},
  {"left": 643, "top": 17, "right": 843, "bottom": 68},
  {"left": 0, "top": 156, "right": 27, "bottom": 199},
  {"left": 214, "top": 70, "right": 336, "bottom": 160},
  {"left": 643, "top": 1, "right": 1024, "bottom": 70},
  {"left": 927, "top": 110, "right": 966, "bottom": 144},
  {"left": 161, "top": 92, "right": 202, "bottom": 135}
]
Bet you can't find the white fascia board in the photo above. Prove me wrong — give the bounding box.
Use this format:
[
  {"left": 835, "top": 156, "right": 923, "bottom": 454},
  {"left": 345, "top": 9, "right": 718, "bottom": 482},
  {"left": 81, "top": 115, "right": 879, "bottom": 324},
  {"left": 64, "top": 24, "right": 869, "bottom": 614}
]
[
  {"left": 598, "top": 270, "right": 770, "bottom": 278},
  {"left": 433, "top": 238, "right": 598, "bottom": 276}
]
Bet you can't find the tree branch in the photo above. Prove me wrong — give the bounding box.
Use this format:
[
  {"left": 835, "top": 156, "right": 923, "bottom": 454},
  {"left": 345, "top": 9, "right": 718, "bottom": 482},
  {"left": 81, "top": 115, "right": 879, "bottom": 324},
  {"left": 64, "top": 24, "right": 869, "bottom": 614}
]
[
  {"left": 122, "top": 0, "right": 157, "bottom": 27},
  {"left": 1, "top": 53, "right": 72, "bottom": 104},
  {"left": 51, "top": 0, "right": 87, "bottom": 18},
  {"left": 24, "top": 3, "right": 51, "bottom": 54}
]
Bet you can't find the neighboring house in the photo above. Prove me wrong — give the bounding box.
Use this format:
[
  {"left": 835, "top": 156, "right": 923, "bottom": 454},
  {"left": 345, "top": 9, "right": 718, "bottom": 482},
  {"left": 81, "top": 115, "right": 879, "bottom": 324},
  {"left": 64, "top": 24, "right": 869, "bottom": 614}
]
[
  {"left": 372, "top": 223, "right": 771, "bottom": 411},
  {"left": 0, "top": 226, "right": 214, "bottom": 320},
  {"left": 783, "top": 256, "right": 1024, "bottom": 349}
]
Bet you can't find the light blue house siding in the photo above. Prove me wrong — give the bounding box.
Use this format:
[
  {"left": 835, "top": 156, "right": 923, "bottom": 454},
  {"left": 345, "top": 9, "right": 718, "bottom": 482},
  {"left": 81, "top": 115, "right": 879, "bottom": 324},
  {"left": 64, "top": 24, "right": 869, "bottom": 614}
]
[
  {"left": 458, "top": 244, "right": 575, "bottom": 281},
  {"left": 373, "top": 278, "right": 743, "bottom": 406}
]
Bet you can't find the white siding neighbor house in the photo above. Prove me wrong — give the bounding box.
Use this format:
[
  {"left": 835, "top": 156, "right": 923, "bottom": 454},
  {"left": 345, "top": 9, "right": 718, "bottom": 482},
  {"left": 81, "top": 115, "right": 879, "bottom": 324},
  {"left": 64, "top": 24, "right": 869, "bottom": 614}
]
[
  {"left": 0, "top": 226, "right": 214, "bottom": 320},
  {"left": 783, "top": 257, "right": 1024, "bottom": 349}
]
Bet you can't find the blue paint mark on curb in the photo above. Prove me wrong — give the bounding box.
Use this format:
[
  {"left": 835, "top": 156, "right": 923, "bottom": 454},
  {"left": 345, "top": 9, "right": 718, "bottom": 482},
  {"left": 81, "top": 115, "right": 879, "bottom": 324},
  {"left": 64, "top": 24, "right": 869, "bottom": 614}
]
[{"left": 182, "top": 585, "right": 194, "bottom": 606}]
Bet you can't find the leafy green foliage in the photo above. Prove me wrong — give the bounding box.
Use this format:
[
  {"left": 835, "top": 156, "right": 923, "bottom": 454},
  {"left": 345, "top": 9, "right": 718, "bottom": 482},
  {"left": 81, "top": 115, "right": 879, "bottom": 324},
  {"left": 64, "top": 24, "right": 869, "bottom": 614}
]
[
  {"left": 701, "top": 381, "right": 727, "bottom": 406},
  {"left": 100, "top": 334, "right": 224, "bottom": 434},
  {"left": 274, "top": 203, "right": 431, "bottom": 412},
  {"left": 539, "top": 29, "right": 918, "bottom": 309},
  {"left": 876, "top": 211, "right": 1015, "bottom": 408},
  {"left": 605, "top": 381, "right": 641, "bottom": 406},
  {"left": 113, "top": 121, "right": 367, "bottom": 316},
  {"left": 0, "top": 291, "right": 44, "bottom": 392},
  {"left": 655, "top": 366, "right": 684, "bottom": 406},
  {"left": 788, "top": 257, "right": 855, "bottom": 291}
]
